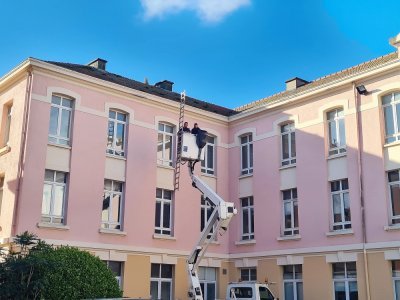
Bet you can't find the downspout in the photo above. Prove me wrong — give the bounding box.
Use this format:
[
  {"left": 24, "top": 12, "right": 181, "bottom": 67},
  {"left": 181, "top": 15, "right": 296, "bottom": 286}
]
[
  {"left": 12, "top": 67, "right": 33, "bottom": 236},
  {"left": 353, "top": 82, "right": 371, "bottom": 300}
]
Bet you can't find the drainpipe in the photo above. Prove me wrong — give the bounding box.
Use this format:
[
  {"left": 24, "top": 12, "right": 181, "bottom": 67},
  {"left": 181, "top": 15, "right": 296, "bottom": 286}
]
[
  {"left": 353, "top": 82, "right": 371, "bottom": 300},
  {"left": 12, "top": 67, "right": 33, "bottom": 236}
]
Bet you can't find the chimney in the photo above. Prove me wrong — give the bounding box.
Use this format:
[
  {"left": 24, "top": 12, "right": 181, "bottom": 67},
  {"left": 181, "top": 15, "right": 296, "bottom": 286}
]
[
  {"left": 155, "top": 80, "right": 174, "bottom": 91},
  {"left": 87, "top": 58, "right": 107, "bottom": 71},
  {"left": 285, "top": 77, "right": 309, "bottom": 91},
  {"left": 390, "top": 33, "right": 400, "bottom": 58}
]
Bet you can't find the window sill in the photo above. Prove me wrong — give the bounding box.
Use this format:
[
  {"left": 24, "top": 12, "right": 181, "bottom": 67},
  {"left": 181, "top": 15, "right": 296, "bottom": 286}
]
[
  {"left": 106, "top": 154, "right": 126, "bottom": 161},
  {"left": 239, "top": 173, "right": 253, "bottom": 179},
  {"left": 277, "top": 234, "right": 301, "bottom": 241},
  {"left": 235, "top": 239, "right": 256, "bottom": 246},
  {"left": 157, "top": 164, "right": 174, "bottom": 170},
  {"left": 327, "top": 153, "right": 347, "bottom": 160},
  {"left": 0, "top": 145, "right": 10, "bottom": 156},
  {"left": 200, "top": 173, "right": 217, "bottom": 179},
  {"left": 99, "top": 228, "right": 127, "bottom": 236},
  {"left": 37, "top": 222, "right": 70, "bottom": 230},
  {"left": 384, "top": 224, "right": 400, "bottom": 231},
  {"left": 48, "top": 142, "right": 71, "bottom": 150},
  {"left": 384, "top": 141, "right": 400, "bottom": 148},
  {"left": 153, "top": 234, "right": 176, "bottom": 240},
  {"left": 326, "top": 229, "right": 353, "bottom": 237},
  {"left": 279, "top": 164, "right": 296, "bottom": 170}
]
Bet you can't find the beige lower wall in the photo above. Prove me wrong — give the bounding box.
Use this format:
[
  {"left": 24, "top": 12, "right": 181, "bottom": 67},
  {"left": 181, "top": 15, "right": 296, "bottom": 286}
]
[
  {"left": 367, "top": 252, "right": 393, "bottom": 300},
  {"left": 123, "top": 254, "right": 151, "bottom": 298},
  {"left": 303, "top": 255, "right": 332, "bottom": 300},
  {"left": 104, "top": 250, "right": 397, "bottom": 300}
]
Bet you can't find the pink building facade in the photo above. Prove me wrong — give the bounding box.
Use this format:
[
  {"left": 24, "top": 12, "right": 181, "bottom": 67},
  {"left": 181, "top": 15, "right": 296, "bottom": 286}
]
[{"left": 1, "top": 34, "right": 400, "bottom": 299}]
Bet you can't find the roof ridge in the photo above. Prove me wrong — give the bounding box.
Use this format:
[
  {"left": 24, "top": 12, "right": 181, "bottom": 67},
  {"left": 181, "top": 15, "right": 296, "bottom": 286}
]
[{"left": 234, "top": 51, "right": 398, "bottom": 112}]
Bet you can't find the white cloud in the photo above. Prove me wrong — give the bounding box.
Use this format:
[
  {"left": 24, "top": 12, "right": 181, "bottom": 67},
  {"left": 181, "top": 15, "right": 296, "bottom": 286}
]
[{"left": 140, "top": 0, "right": 250, "bottom": 23}]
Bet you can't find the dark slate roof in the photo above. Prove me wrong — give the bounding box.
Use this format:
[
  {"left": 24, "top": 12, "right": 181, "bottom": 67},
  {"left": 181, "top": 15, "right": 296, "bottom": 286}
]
[
  {"left": 42, "top": 60, "right": 238, "bottom": 117},
  {"left": 235, "top": 52, "right": 399, "bottom": 112}
]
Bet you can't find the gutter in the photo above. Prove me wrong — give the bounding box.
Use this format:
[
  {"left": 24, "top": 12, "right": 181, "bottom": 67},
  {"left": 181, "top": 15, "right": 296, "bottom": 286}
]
[{"left": 12, "top": 69, "right": 33, "bottom": 235}]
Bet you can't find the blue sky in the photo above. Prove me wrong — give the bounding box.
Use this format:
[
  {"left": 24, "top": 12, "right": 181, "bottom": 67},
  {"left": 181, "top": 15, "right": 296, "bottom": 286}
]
[{"left": 0, "top": 0, "right": 399, "bottom": 109}]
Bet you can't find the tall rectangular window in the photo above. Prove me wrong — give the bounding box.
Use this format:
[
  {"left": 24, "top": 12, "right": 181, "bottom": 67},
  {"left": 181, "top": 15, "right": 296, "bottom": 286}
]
[
  {"left": 158, "top": 123, "right": 174, "bottom": 167},
  {"left": 282, "top": 188, "right": 299, "bottom": 236},
  {"left": 0, "top": 176, "right": 4, "bottom": 216},
  {"left": 388, "top": 170, "right": 400, "bottom": 224},
  {"left": 2, "top": 104, "right": 12, "bottom": 147},
  {"left": 241, "top": 196, "right": 254, "bottom": 240},
  {"left": 331, "top": 179, "right": 351, "bottom": 230},
  {"left": 48, "top": 95, "right": 73, "bottom": 146},
  {"left": 41, "top": 170, "right": 67, "bottom": 224},
  {"left": 107, "top": 110, "right": 127, "bottom": 156},
  {"left": 150, "top": 264, "right": 173, "bottom": 300},
  {"left": 102, "top": 180, "right": 123, "bottom": 230},
  {"left": 240, "top": 134, "right": 253, "bottom": 175},
  {"left": 283, "top": 265, "right": 303, "bottom": 300},
  {"left": 332, "top": 262, "right": 358, "bottom": 300},
  {"left": 155, "top": 188, "right": 173, "bottom": 235},
  {"left": 327, "top": 108, "right": 346, "bottom": 156},
  {"left": 104, "top": 261, "right": 123, "bottom": 288},
  {"left": 382, "top": 92, "right": 400, "bottom": 144},
  {"left": 199, "top": 267, "right": 217, "bottom": 300},
  {"left": 240, "top": 268, "right": 257, "bottom": 282},
  {"left": 393, "top": 260, "right": 400, "bottom": 300},
  {"left": 201, "top": 135, "right": 215, "bottom": 175},
  {"left": 281, "top": 123, "right": 296, "bottom": 166},
  {"left": 201, "top": 196, "right": 215, "bottom": 239}
]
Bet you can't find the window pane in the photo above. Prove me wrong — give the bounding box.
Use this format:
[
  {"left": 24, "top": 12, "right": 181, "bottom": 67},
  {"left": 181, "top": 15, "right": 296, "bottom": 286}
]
[
  {"left": 294, "top": 264, "right": 302, "bottom": 279},
  {"left": 297, "top": 282, "right": 304, "bottom": 300},
  {"left": 53, "top": 185, "right": 65, "bottom": 217},
  {"left": 382, "top": 94, "right": 392, "bottom": 105},
  {"left": 163, "top": 203, "right": 171, "bottom": 228},
  {"left": 108, "top": 261, "right": 122, "bottom": 276},
  {"left": 349, "top": 281, "right": 358, "bottom": 300},
  {"left": 250, "top": 208, "right": 254, "bottom": 233},
  {"left": 389, "top": 171, "right": 400, "bottom": 182},
  {"left": 207, "top": 145, "right": 213, "bottom": 169},
  {"left": 157, "top": 133, "right": 163, "bottom": 160},
  {"left": 107, "top": 121, "right": 115, "bottom": 148},
  {"left": 117, "top": 112, "right": 126, "bottom": 122},
  {"left": 102, "top": 194, "right": 110, "bottom": 222},
  {"left": 116, "top": 123, "right": 125, "bottom": 151},
  {"left": 384, "top": 106, "right": 395, "bottom": 137},
  {"left": 52, "top": 95, "right": 61, "bottom": 105},
  {"left": 327, "top": 110, "right": 336, "bottom": 120},
  {"left": 284, "top": 282, "right": 294, "bottom": 300},
  {"left": 110, "top": 194, "right": 121, "bottom": 223},
  {"left": 291, "top": 132, "right": 296, "bottom": 157},
  {"left": 249, "top": 143, "right": 253, "bottom": 168},
  {"left": 165, "top": 135, "right": 172, "bottom": 161},
  {"left": 42, "top": 184, "right": 52, "bottom": 214},
  {"left": 347, "top": 262, "right": 357, "bottom": 278},
  {"left": 60, "top": 109, "right": 71, "bottom": 138},
  {"left": 334, "top": 282, "right": 346, "bottom": 300},
  {"left": 242, "top": 145, "right": 248, "bottom": 170},
  {"left": 49, "top": 107, "right": 59, "bottom": 136},
  {"left": 396, "top": 103, "right": 400, "bottom": 135},
  {"left": 241, "top": 136, "right": 248, "bottom": 144},
  {"left": 165, "top": 125, "right": 173, "bottom": 133},
  {"left": 161, "top": 265, "right": 173, "bottom": 278},
  {"left": 109, "top": 110, "right": 116, "bottom": 119},
  {"left": 243, "top": 210, "right": 249, "bottom": 234},
  {"left": 151, "top": 264, "right": 160, "bottom": 278},
  {"left": 333, "top": 194, "right": 342, "bottom": 222},
  {"left": 62, "top": 98, "right": 72, "bottom": 108},
  {"left": 161, "top": 282, "right": 171, "bottom": 300},
  {"left": 282, "top": 134, "right": 289, "bottom": 159},
  {"left": 113, "top": 181, "right": 123, "bottom": 192},
  {"left": 104, "top": 179, "right": 112, "bottom": 190},
  {"left": 391, "top": 184, "right": 400, "bottom": 217},
  {"left": 333, "top": 263, "right": 345, "bottom": 278},
  {"left": 339, "top": 118, "right": 346, "bottom": 147},
  {"left": 45, "top": 170, "right": 54, "bottom": 181},
  {"left": 283, "top": 190, "right": 292, "bottom": 200},
  {"left": 155, "top": 202, "right": 161, "bottom": 227},
  {"left": 329, "top": 121, "right": 338, "bottom": 149},
  {"left": 343, "top": 192, "right": 351, "bottom": 222},
  {"left": 294, "top": 201, "right": 299, "bottom": 227},
  {"left": 206, "top": 283, "right": 216, "bottom": 300},
  {"left": 150, "top": 281, "right": 158, "bottom": 300},
  {"left": 284, "top": 202, "right": 292, "bottom": 229},
  {"left": 250, "top": 268, "right": 257, "bottom": 280},
  {"left": 164, "top": 190, "right": 172, "bottom": 200},
  {"left": 283, "top": 265, "right": 294, "bottom": 279},
  {"left": 55, "top": 172, "right": 66, "bottom": 183},
  {"left": 395, "top": 280, "right": 400, "bottom": 300}
]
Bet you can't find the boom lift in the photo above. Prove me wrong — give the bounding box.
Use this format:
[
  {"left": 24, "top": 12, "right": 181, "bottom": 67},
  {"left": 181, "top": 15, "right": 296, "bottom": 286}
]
[{"left": 179, "top": 131, "right": 237, "bottom": 300}]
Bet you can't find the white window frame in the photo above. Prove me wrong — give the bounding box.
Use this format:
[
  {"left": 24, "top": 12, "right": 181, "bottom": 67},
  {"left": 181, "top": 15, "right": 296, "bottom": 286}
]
[
  {"left": 155, "top": 188, "right": 173, "bottom": 236},
  {"left": 283, "top": 265, "right": 303, "bottom": 300},
  {"left": 241, "top": 196, "right": 254, "bottom": 240},
  {"left": 2, "top": 104, "right": 12, "bottom": 147},
  {"left": 327, "top": 108, "right": 346, "bottom": 156},
  {"left": 102, "top": 179, "right": 124, "bottom": 230},
  {"left": 280, "top": 122, "right": 296, "bottom": 166},
  {"left": 240, "top": 134, "right": 253, "bottom": 175},
  {"left": 150, "top": 263, "right": 173, "bottom": 300},
  {"left": 388, "top": 170, "right": 400, "bottom": 225},
  {"left": 240, "top": 267, "right": 257, "bottom": 282},
  {"left": 392, "top": 260, "right": 400, "bottom": 300},
  {"left": 382, "top": 92, "right": 400, "bottom": 144},
  {"left": 330, "top": 179, "right": 351, "bottom": 231},
  {"left": 199, "top": 267, "right": 217, "bottom": 300},
  {"left": 107, "top": 110, "right": 127, "bottom": 157},
  {"left": 158, "top": 123, "right": 174, "bottom": 167},
  {"left": 48, "top": 95, "right": 73, "bottom": 146},
  {"left": 282, "top": 188, "right": 299, "bottom": 236},
  {"left": 41, "top": 170, "right": 67, "bottom": 224},
  {"left": 332, "top": 262, "right": 358, "bottom": 300},
  {"left": 201, "top": 135, "right": 216, "bottom": 175}
]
